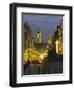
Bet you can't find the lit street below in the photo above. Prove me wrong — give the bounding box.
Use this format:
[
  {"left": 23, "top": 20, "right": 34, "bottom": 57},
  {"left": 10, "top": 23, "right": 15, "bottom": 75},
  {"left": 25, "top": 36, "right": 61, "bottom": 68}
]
[{"left": 23, "top": 56, "right": 63, "bottom": 75}]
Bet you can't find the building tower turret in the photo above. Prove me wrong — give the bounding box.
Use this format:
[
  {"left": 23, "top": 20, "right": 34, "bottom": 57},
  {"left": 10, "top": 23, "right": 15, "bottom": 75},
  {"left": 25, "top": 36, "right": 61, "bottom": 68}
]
[{"left": 36, "top": 28, "right": 42, "bottom": 43}]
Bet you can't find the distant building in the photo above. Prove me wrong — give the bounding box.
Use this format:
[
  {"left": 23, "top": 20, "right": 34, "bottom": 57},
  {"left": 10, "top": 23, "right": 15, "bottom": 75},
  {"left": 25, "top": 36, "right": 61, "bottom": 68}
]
[
  {"left": 36, "top": 28, "right": 42, "bottom": 43},
  {"left": 24, "top": 22, "right": 34, "bottom": 49},
  {"left": 48, "top": 36, "right": 52, "bottom": 45},
  {"left": 34, "top": 43, "right": 47, "bottom": 50},
  {"left": 32, "top": 37, "right": 34, "bottom": 48},
  {"left": 52, "top": 24, "right": 63, "bottom": 54}
]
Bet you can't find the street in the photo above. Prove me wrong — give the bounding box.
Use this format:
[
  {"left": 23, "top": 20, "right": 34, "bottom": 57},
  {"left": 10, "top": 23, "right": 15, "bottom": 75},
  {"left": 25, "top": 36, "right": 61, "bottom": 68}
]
[{"left": 23, "top": 59, "right": 63, "bottom": 75}]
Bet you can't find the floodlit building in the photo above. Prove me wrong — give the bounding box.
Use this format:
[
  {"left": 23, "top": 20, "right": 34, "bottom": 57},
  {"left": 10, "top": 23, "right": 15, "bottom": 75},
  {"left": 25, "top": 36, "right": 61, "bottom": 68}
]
[
  {"left": 36, "top": 28, "right": 42, "bottom": 43},
  {"left": 52, "top": 19, "right": 63, "bottom": 55},
  {"left": 55, "top": 25, "right": 63, "bottom": 54},
  {"left": 24, "top": 22, "right": 34, "bottom": 49}
]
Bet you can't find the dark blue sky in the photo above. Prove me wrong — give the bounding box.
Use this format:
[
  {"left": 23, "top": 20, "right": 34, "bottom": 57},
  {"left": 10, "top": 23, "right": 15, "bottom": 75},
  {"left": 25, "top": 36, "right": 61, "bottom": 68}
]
[{"left": 22, "top": 14, "right": 63, "bottom": 42}]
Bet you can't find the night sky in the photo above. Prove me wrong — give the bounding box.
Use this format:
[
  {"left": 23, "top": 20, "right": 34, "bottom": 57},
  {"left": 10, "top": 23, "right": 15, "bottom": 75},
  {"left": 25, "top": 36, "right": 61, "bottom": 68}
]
[{"left": 22, "top": 13, "right": 63, "bottom": 43}]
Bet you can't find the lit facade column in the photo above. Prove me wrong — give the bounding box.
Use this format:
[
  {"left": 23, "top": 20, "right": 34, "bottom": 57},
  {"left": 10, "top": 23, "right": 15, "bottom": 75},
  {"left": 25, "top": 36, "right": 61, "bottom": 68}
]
[{"left": 55, "top": 40, "right": 59, "bottom": 54}]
